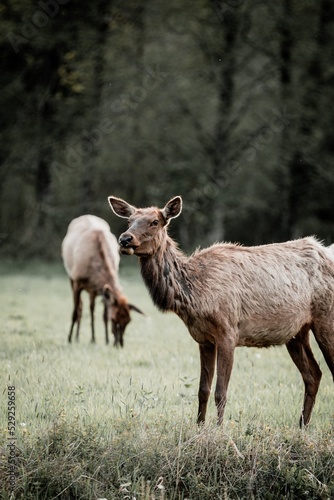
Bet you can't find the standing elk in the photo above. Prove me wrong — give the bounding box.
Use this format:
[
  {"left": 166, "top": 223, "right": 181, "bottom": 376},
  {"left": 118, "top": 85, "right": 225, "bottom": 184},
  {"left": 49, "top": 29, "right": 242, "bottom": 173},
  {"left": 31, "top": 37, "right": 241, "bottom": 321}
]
[
  {"left": 61, "top": 214, "right": 144, "bottom": 347},
  {"left": 108, "top": 195, "right": 334, "bottom": 426}
]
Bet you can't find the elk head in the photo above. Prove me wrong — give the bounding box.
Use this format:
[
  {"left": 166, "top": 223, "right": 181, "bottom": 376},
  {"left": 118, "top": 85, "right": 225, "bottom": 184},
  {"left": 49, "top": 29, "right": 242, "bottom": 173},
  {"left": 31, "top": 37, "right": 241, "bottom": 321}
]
[
  {"left": 108, "top": 196, "right": 182, "bottom": 257},
  {"left": 103, "top": 284, "right": 144, "bottom": 347}
]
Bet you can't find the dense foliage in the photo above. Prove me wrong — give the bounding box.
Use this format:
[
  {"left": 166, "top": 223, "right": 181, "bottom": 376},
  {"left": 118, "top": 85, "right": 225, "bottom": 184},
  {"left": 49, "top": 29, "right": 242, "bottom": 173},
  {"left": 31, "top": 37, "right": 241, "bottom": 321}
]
[{"left": 1, "top": 0, "right": 334, "bottom": 257}]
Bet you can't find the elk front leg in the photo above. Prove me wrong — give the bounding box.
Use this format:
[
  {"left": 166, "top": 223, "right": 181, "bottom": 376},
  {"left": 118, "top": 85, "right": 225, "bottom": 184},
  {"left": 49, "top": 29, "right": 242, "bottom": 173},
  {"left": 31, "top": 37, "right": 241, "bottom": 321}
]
[
  {"left": 75, "top": 296, "right": 83, "bottom": 341},
  {"left": 103, "top": 304, "right": 109, "bottom": 344},
  {"left": 68, "top": 282, "right": 82, "bottom": 343},
  {"left": 89, "top": 292, "right": 96, "bottom": 343},
  {"left": 197, "top": 342, "right": 216, "bottom": 424},
  {"left": 215, "top": 337, "right": 235, "bottom": 425}
]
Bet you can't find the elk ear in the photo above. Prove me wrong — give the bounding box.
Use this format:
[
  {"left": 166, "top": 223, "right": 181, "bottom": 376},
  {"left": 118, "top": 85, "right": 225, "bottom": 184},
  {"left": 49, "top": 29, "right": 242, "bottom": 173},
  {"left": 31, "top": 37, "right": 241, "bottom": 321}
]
[
  {"left": 108, "top": 196, "right": 135, "bottom": 218},
  {"left": 129, "top": 304, "right": 145, "bottom": 315},
  {"left": 162, "top": 196, "right": 182, "bottom": 221}
]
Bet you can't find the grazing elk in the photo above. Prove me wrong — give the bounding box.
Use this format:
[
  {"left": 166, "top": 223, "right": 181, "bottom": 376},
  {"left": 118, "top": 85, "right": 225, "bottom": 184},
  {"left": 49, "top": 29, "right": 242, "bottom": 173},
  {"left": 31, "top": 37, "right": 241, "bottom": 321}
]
[
  {"left": 108, "top": 195, "right": 334, "bottom": 426},
  {"left": 62, "top": 214, "right": 144, "bottom": 347}
]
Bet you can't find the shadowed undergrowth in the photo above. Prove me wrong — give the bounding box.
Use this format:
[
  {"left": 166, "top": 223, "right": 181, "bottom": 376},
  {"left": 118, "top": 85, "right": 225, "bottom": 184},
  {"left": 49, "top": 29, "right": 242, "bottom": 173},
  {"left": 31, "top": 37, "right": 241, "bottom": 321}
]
[{"left": 1, "top": 417, "right": 334, "bottom": 499}]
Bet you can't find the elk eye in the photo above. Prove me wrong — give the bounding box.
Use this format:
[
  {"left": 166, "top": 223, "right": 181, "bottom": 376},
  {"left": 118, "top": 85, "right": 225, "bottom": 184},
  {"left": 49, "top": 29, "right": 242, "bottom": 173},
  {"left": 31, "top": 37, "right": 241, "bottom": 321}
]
[{"left": 150, "top": 220, "right": 159, "bottom": 227}]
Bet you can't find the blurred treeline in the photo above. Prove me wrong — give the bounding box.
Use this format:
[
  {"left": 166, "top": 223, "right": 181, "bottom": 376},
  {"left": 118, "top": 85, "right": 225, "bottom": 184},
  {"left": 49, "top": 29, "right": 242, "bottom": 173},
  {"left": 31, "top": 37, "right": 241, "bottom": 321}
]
[{"left": 1, "top": 0, "right": 334, "bottom": 259}]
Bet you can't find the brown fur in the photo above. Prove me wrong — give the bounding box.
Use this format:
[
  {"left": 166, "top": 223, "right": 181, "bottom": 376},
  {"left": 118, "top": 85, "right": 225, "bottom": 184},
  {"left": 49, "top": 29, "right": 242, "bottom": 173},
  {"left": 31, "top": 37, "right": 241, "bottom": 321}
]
[
  {"left": 61, "top": 215, "right": 143, "bottom": 347},
  {"left": 108, "top": 195, "right": 334, "bottom": 426}
]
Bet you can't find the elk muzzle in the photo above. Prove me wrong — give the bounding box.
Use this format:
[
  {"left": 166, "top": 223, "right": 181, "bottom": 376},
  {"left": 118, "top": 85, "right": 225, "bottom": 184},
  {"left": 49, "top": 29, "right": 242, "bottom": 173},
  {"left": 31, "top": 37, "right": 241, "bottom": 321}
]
[{"left": 119, "top": 233, "right": 136, "bottom": 255}]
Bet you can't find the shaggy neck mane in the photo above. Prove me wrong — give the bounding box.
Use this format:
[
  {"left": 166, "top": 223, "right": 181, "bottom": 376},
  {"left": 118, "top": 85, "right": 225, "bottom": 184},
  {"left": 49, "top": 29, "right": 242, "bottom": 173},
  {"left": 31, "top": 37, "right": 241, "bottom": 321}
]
[{"left": 139, "top": 233, "right": 193, "bottom": 314}]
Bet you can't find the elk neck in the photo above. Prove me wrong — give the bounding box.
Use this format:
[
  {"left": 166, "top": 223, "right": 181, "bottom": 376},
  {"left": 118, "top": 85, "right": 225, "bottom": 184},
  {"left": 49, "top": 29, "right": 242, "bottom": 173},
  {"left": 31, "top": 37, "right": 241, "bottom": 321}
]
[{"left": 139, "top": 234, "right": 194, "bottom": 315}]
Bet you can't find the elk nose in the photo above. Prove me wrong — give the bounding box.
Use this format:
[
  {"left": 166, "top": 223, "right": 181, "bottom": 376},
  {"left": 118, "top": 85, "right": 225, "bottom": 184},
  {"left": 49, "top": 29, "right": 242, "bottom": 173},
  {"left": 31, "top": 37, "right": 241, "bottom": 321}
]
[{"left": 119, "top": 234, "right": 133, "bottom": 247}]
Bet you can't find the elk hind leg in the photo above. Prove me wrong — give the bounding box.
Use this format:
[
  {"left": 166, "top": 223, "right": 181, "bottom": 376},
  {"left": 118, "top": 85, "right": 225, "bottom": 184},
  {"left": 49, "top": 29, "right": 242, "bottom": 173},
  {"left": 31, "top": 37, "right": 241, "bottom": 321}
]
[
  {"left": 312, "top": 321, "right": 334, "bottom": 382},
  {"left": 197, "top": 342, "right": 216, "bottom": 424},
  {"left": 286, "top": 327, "right": 322, "bottom": 427}
]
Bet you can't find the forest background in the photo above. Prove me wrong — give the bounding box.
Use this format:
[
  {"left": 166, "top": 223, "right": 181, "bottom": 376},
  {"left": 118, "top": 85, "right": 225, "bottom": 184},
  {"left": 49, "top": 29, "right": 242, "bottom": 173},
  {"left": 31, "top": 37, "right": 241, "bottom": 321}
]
[{"left": 1, "top": 0, "right": 334, "bottom": 259}]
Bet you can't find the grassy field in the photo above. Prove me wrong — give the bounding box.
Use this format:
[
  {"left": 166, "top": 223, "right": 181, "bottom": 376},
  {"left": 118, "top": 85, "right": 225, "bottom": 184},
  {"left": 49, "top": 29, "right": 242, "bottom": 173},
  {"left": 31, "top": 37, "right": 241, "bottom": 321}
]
[{"left": 0, "top": 259, "right": 333, "bottom": 499}]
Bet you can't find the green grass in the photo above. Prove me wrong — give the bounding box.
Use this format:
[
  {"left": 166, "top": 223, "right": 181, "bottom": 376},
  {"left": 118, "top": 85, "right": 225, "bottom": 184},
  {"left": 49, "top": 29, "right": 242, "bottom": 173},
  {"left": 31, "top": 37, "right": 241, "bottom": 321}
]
[{"left": 0, "top": 260, "right": 333, "bottom": 499}]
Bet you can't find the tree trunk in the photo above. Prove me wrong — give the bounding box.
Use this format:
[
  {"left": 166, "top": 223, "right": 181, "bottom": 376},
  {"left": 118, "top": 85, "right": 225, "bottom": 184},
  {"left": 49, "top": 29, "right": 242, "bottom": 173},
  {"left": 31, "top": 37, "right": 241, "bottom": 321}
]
[
  {"left": 277, "top": 0, "right": 294, "bottom": 240},
  {"left": 282, "top": 0, "right": 333, "bottom": 239},
  {"left": 81, "top": 1, "right": 111, "bottom": 212},
  {"left": 206, "top": 8, "right": 238, "bottom": 244}
]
